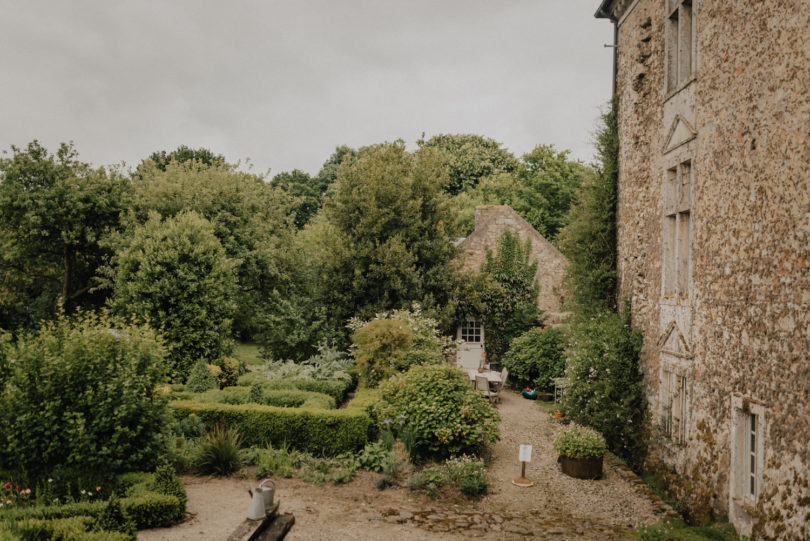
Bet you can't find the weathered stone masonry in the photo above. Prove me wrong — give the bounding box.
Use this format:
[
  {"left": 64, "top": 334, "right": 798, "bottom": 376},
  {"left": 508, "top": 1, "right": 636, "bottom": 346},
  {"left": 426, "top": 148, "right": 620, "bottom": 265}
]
[{"left": 597, "top": 1, "right": 809, "bottom": 538}]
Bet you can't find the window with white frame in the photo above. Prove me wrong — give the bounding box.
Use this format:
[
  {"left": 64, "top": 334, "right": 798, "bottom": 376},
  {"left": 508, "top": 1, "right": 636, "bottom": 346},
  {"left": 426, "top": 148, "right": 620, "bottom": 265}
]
[
  {"left": 730, "top": 396, "right": 765, "bottom": 514},
  {"left": 666, "top": 0, "right": 696, "bottom": 92},
  {"left": 663, "top": 160, "right": 692, "bottom": 298},
  {"left": 660, "top": 367, "right": 687, "bottom": 444},
  {"left": 460, "top": 319, "right": 481, "bottom": 343}
]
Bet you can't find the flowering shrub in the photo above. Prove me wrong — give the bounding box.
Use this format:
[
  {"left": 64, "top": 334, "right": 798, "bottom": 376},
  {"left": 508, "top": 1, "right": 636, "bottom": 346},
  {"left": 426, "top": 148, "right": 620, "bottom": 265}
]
[
  {"left": 502, "top": 327, "right": 565, "bottom": 391},
  {"left": 349, "top": 305, "right": 447, "bottom": 387},
  {"left": 553, "top": 424, "right": 607, "bottom": 459},
  {"left": 1, "top": 483, "right": 33, "bottom": 508},
  {"left": 562, "top": 308, "right": 647, "bottom": 469},
  {"left": 408, "top": 455, "right": 488, "bottom": 498},
  {"left": 375, "top": 364, "right": 499, "bottom": 460}
]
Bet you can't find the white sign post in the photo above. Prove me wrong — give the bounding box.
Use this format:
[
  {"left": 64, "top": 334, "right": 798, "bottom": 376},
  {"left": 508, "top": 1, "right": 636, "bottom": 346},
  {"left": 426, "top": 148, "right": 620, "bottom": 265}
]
[{"left": 512, "top": 444, "right": 534, "bottom": 487}]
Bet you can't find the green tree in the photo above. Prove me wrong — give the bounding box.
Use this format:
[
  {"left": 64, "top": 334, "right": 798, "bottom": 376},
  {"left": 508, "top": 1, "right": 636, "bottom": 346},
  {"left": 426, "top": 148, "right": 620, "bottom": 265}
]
[
  {"left": 319, "top": 141, "right": 459, "bottom": 331},
  {"left": 122, "top": 160, "right": 298, "bottom": 340},
  {"left": 272, "top": 169, "right": 322, "bottom": 228},
  {"left": 110, "top": 211, "right": 237, "bottom": 381},
  {"left": 315, "top": 145, "right": 359, "bottom": 198},
  {"left": 557, "top": 97, "right": 618, "bottom": 313},
  {"left": 139, "top": 145, "right": 225, "bottom": 173},
  {"left": 419, "top": 134, "right": 519, "bottom": 196},
  {"left": 478, "top": 231, "right": 542, "bottom": 364},
  {"left": 0, "top": 141, "right": 130, "bottom": 328}
]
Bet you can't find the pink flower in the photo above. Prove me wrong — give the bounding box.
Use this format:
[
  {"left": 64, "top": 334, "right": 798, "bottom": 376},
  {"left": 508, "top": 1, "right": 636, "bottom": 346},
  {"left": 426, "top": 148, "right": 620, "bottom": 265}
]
[
  {"left": 96, "top": 486, "right": 101, "bottom": 492},
  {"left": 23, "top": 488, "right": 31, "bottom": 495}
]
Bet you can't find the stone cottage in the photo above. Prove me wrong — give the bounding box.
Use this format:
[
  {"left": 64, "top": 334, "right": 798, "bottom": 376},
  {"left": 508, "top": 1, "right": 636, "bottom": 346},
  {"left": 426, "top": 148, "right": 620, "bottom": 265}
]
[
  {"left": 595, "top": 1, "right": 809, "bottom": 538},
  {"left": 454, "top": 205, "right": 568, "bottom": 369}
]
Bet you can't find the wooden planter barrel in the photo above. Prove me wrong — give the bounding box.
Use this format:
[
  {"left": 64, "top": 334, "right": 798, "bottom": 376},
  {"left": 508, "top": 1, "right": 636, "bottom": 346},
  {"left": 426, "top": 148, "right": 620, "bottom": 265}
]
[{"left": 557, "top": 455, "right": 603, "bottom": 479}]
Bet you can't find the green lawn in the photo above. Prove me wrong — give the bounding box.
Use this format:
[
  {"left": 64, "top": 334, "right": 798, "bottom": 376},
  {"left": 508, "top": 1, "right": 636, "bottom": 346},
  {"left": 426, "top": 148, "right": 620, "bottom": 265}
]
[{"left": 233, "top": 342, "right": 264, "bottom": 367}]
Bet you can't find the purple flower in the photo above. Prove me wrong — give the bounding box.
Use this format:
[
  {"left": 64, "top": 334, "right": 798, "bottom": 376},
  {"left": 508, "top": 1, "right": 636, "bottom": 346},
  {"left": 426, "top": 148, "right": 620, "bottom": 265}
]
[{"left": 383, "top": 419, "right": 392, "bottom": 425}]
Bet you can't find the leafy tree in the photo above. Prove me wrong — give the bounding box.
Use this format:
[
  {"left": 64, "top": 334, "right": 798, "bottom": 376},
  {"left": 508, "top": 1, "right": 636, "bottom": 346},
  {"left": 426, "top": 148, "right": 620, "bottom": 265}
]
[
  {"left": 140, "top": 145, "right": 225, "bottom": 173},
  {"left": 0, "top": 141, "right": 130, "bottom": 328},
  {"left": 419, "top": 134, "right": 519, "bottom": 195},
  {"left": 121, "top": 160, "right": 298, "bottom": 340},
  {"left": 557, "top": 97, "right": 619, "bottom": 313},
  {"left": 502, "top": 326, "right": 566, "bottom": 391},
  {"left": 319, "top": 141, "right": 460, "bottom": 331},
  {"left": 315, "top": 145, "right": 359, "bottom": 198},
  {"left": 479, "top": 231, "right": 543, "bottom": 364},
  {"left": 110, "top": 211, "right": 237, "bottom": 381},
  {"left": 272, "top": 169, "right": 322, "bottom": 228}
]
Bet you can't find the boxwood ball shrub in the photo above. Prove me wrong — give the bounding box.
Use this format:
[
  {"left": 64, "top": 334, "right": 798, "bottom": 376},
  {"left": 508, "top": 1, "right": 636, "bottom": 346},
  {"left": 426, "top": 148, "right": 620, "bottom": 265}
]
[
  {"left": 0, "top": 311, "right": 169, "bottom": 485},
  {"left": 502, "top": 327, "right": 566, "bottom": 391},
  {"left": 375, "top": 364, "right": 499, "bottom": 460},
  {"left": 552, "top": 424, "right": 607, "bottom": 459}
]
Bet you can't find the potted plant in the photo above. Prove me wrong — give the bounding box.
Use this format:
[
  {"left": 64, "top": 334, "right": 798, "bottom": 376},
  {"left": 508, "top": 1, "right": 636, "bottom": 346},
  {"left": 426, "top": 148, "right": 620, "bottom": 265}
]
[{"left": 552, "top": 424, "right": 607, "bottom": 479}]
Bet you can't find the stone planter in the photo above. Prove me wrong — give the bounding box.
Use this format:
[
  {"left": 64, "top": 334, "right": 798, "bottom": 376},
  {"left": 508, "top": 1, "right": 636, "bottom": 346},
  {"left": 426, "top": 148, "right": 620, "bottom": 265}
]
[{"left": 557, "top": 455, "right": 603, "bottom": 479}]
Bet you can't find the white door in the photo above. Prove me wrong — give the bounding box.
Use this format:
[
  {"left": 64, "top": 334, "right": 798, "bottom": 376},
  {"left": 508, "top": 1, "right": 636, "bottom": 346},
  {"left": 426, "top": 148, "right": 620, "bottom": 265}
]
[{"left": 456, "top": 318, "right": 484, "bottom": 370}]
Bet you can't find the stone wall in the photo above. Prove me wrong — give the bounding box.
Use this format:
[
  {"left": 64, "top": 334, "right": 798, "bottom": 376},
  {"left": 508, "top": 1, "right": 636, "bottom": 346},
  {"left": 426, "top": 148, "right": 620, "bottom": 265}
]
[
  {"left": 457, "top": 205, "right": 568, "bottom": 319},
  {"left": 604, "top": 0, "right": 809, "bottom": 538}
]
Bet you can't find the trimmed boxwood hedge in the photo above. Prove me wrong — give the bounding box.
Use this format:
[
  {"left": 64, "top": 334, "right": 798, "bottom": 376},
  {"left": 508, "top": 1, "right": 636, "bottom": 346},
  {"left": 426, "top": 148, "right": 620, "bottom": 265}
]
[
  {"left": 235, "top": 373, "right": 352, "bottom": 404},
  {"left": 0, "top": 516, "right": 131, "bottom": 541},
  {"left": 189, "top": 387, "right": 335, "bottom": 409},
  {"left": 0, "top": 471, "right": 186, "bottom": 532},
  {"left": 170, "top": 388, "right": 379, "bottom": 455}
]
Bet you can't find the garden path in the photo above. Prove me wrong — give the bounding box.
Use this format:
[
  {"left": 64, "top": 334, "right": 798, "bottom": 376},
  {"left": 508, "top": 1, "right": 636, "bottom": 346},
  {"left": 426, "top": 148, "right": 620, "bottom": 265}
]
[{"left": 138, "top": 390, "right": 670, "bottom": 540}]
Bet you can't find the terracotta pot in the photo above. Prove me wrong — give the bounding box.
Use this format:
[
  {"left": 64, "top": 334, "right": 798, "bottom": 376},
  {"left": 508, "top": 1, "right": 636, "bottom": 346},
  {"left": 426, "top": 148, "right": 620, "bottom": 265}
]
[
  {"left": 553, "top": 411, "right": 565, "bottom": 419},
  {"left": 557, "top": 455, "right": 603, "bottom": 479}
]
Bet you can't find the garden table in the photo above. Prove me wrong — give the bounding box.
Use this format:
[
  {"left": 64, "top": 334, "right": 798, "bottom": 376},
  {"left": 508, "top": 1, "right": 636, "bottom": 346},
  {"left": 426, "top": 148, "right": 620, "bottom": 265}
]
[{"left": 467, "top": 369, "right": 502, "bottom": 384}]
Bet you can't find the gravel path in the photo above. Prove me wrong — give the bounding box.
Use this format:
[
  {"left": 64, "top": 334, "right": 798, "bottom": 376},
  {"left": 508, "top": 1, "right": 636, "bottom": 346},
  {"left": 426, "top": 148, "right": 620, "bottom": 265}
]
[{"left": 139, "top": 389, "right": 667, "bottom": 540}]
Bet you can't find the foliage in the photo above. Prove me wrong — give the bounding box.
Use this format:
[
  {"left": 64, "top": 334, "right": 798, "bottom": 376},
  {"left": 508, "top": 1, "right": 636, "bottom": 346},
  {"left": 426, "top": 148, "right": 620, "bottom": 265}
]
[
  {"left": 356, "top": 441, "right": 391, "bottom": 473},
  {"left": 477, "top": 231, "right": 543, "bottom": 364},
  {"left": 260, "top": 345, "right": 354, "bottom": 385},
  {"left": 0, "top": 141, "right": 130, "bottom": 328},
  {"left": 502, "top": 327, "right": 565, "bottom": 391},
  {"left": 349, "top": 306, "right": 446, "bottom": 386},
  {"left": 110, "top": 211, "right": 237, "bottom": 381},
  {"left": 271, "top": 169, "right": 322, "bottom": 228},
  {"left": 190, "top": 387, "right": 335, "bottom": 410},
  {"left": 236, "top": 373, "right": 354, "bottom": 405},
  {"left": 418, "top": 134, "right": 519, "bottom": 196},
  {"left": 187, "top": 359, "right": 219, "bottom": 393},
  {"left": 408, "top": 455, "right": 488, "bottom": 498},
  {"left": 552, "top": 424, "right": 608, "bottom": 459},
  {"left": 212, "top": 357, "right": 243, "bottom": 388},
  {"left": 318, "top": 141, "right": 460, "bottom": 332},
  {"left": 255, "top": 442, "right": 305, "bottom": 479},
  {"left": 94, "top": 492, "right": 136, "bottom": 538},
  {"left": 140, "top": 145, "right": 225, "bottom": 173},
  {"left": 150, "top": 463, "right": 186, "bottom": 522},
  {"left": 562, "top": 308, "right": 647, "bottom": 469},
  {"left": 634, "top": 518, "right": 740, "bottom": 541},
  {"left": 170, "top": 387, "right": 378, "bottom": 456},
  {"left": 193, "top": 423, "right": 244, "bottom": 476},
  {"left": 376, "top": 364, "right": 499, "bottom": 460},
  {"left": 557, "top": 97, "right": 619, "bottom": 313},
  {"left": 123, "top": 158, "right": 303, "bottom": 345},
  {"left": 0, "top": 311, "right": 168, "bottom": 486}
]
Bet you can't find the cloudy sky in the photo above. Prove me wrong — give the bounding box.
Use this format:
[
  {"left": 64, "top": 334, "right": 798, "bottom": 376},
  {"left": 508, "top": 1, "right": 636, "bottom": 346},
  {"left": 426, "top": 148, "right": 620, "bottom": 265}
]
[{"left": 1, "top": 1, "right": 613, "bottom": 177}]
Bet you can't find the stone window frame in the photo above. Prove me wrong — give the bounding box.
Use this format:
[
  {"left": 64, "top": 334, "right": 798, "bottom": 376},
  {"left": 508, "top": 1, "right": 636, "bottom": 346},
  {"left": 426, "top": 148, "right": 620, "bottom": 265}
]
[
  {"left": 659, "top": 357, "right": 689, "bottom": 445},
  {"left": 662, "top": 158, "right": 693, "bottom": 302},
  {"left": 665, "top": 0, "right": 697, "bottom": 97},
  {"left": 460, "top": 318, "right": 482, "bottom": 344},
  {"left": 729, "top": 395, "right": 766, "bottom": 535}
]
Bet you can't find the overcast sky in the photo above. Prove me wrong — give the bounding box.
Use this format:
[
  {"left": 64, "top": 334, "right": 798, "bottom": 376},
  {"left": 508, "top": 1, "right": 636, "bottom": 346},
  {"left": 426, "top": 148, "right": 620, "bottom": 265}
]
[{"left": 1, "top": 1, "right": 613, "bottom": 177}]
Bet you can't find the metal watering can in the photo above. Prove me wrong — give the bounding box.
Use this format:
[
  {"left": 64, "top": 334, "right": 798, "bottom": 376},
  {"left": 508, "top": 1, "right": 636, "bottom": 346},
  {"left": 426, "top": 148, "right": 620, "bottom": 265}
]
[{"left": 246, "top": 479, "right": 276, "bottom": 520}]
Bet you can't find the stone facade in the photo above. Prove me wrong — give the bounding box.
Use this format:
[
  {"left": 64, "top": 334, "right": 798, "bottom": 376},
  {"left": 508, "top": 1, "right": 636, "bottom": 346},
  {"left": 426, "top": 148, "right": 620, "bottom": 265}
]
[
  {"left": 457, "top": 205, "right": 568, "bottom": 319},
  {"left": 597, "top": 1, "right": 809, "bottom": 538}
]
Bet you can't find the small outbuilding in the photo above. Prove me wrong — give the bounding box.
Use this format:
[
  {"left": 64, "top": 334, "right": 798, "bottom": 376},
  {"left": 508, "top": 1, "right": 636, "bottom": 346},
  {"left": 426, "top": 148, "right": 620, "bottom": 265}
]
[{"left": 455, "top": 205, "right": 568, "bottom": 370}]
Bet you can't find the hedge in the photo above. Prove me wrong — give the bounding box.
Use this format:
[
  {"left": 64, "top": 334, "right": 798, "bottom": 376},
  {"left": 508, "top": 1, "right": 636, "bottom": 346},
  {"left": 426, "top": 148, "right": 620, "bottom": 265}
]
[
  {"left": 235, "top": 373, "right": 352, "bottom": 404},
  {"left": 0, "top": 471, "right": 186, "bottom": 531},
  {"left": 0, "top": 516, "right": 131, "bottom": 541},
  {"left": 189, "top": 387, "right": 335, "bottom": 409},
  {"left": 170, "top": 388, "right": 379, "bottom": 455}
]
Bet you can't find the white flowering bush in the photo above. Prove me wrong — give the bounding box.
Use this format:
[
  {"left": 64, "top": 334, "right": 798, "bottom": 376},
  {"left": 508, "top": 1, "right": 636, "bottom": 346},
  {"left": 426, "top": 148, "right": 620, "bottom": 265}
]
[{"left": 553, "top": 424, "right": 607, "bottom": 459}]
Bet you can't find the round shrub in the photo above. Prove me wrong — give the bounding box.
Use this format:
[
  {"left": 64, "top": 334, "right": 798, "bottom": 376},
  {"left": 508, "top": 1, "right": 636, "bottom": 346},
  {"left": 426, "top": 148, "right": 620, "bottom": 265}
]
[
  {"left": 0, "top": 311, "right": 169, "bottom": 485},
  {"left": 552, "top": 424, "right": 607, "bottom": 459},
  {"left": 502, "top": 327, "right": 566, "bottom": 391},
  {"left": 375, "top": 364, "right": 500, "bottom": 460},
  {"left": 187, "top": 359, "right": 218, "bottom": 393}
]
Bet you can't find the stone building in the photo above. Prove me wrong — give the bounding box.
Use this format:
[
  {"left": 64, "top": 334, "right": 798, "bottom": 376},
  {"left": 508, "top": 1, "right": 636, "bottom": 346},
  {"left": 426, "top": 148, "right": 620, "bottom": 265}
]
[
  {"left": 454, "top": 205, "right": 568, "bottom": 369},
  {"left": 595, "top": 1, "right": 809, "bottom": 538}
]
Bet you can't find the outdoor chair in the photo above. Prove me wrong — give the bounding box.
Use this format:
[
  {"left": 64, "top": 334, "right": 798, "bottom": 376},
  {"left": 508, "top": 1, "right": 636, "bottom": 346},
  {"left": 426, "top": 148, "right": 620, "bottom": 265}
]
[{"left": 475, "top": 374, "right": 497, "bottom": 405}]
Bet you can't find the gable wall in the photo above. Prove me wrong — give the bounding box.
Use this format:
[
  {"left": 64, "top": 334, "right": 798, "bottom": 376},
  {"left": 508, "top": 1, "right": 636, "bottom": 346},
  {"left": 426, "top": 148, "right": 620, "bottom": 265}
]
[{"left": 610, "top": 0, "right": 810, "bottom": 537}]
